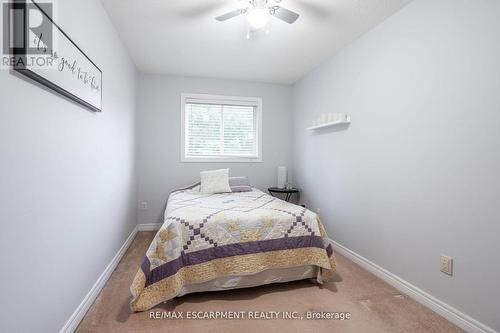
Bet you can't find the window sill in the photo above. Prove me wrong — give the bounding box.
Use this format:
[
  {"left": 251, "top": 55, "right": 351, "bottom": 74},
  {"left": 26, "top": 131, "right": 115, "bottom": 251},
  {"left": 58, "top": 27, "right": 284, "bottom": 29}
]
[{"left": 181, "top": 157, "right": 263, "bottom": 163}]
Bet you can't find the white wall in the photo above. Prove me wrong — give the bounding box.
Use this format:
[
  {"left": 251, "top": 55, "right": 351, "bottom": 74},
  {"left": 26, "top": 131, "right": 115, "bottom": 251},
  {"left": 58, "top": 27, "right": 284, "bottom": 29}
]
[
  {"left": 293, "top": 0, "right": 500, "bottom": 331},
  {"left": 137, "top": 74, "right": 293, "bottom": 224},
  {"left": 0, "top": 0, "right": 137, "bottom": 332}
]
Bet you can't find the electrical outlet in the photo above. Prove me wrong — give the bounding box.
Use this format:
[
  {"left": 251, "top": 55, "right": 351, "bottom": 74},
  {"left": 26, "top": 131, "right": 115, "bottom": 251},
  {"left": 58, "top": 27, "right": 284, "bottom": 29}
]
[
  {"left": 139, "top": 201, "right": 148, "bottom": 210},
  {"left": 440, "top": 255, "right": 453, "bottom": 276}
]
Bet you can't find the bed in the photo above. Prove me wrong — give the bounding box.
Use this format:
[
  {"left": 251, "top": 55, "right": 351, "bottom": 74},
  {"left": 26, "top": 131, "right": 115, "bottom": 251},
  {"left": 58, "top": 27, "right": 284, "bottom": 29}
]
[{"left": 130, "top": 185, "right": 336, "bottom": 312}]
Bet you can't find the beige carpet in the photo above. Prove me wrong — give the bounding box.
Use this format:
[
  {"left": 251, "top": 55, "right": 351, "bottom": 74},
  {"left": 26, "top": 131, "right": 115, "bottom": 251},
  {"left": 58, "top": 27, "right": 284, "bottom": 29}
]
[{"left": 76, "top": 232, "right": 463, "bottom": 333}]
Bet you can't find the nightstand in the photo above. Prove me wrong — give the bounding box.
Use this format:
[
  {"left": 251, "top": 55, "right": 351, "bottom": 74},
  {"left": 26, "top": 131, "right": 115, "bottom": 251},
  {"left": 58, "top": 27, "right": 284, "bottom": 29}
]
[{"left": 268, "top": 187, "right": 300, "bottom": 202}]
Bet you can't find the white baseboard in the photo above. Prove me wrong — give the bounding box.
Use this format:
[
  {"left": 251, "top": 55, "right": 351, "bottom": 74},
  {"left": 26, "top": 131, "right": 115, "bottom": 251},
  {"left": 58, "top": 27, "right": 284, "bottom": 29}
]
[
  {"left": 330, "top": 239, "right": 497, "bottom": 333},
  {"left": 59, "top": 226, "right": 138, "bottom": 333},
  {"left": 137, "top": 223, "right": 162, "bottom": 231}
]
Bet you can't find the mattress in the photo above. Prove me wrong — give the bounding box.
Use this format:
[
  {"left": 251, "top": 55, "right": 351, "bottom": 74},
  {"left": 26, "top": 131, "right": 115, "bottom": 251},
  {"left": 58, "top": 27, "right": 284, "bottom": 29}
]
[{"left": 130, "top": 187, "right": 336, "bottom": 311}]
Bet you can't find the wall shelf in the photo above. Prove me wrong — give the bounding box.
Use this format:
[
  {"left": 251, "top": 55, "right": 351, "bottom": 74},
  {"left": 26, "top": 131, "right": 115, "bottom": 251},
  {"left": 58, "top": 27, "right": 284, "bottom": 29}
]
[{"left": 306, "top": 117, "right": 351, "bottom": 131}]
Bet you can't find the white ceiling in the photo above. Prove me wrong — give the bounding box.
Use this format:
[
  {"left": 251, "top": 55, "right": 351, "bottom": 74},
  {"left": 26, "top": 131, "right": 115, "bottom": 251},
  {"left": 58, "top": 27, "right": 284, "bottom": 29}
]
[{"left": 102, "top": 0, "right": 412, "bottom": 84}]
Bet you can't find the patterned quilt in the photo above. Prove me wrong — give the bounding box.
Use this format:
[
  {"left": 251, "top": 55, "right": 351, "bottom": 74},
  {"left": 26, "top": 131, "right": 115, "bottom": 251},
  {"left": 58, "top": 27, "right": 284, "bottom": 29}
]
[{"left": 130, "top": 187, "right": 336, "bottom": 311}]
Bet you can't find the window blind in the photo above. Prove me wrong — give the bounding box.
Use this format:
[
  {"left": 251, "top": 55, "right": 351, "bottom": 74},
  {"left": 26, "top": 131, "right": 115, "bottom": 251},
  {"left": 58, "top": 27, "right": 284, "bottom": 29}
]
[{"left": 185, "top": 102, "right": 258, "bottom": 159}]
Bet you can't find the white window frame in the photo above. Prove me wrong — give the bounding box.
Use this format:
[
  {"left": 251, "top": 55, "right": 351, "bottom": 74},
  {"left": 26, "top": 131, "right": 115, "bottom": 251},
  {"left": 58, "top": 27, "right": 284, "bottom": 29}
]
[{"left": 181, "top": 93, "right": 263, "bottom": 163}]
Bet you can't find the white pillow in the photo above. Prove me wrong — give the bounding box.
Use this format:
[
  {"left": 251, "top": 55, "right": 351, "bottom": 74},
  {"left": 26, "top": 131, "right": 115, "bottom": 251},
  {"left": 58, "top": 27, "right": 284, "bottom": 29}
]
[{"left": 200, "top": 169, "right": 231, "bottom": 194}]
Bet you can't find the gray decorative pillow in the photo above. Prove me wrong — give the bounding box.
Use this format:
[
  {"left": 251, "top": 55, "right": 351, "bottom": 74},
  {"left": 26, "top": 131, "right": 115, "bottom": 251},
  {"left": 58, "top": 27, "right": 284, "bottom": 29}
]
[{"left": 229, "top": 176, "right": 252, "bottom": 192}]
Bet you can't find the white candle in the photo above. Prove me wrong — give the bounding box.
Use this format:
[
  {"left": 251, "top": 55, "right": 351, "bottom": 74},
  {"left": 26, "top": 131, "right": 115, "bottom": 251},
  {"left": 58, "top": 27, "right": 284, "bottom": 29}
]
[{"left": 320, "top": 113, "right": 327, "bottom": 124}]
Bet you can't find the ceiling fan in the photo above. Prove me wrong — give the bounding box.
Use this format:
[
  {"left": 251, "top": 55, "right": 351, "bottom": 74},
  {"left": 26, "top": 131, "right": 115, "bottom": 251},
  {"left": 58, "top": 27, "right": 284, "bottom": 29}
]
[{"left": 216, "top": 0, "right": 300, "bottom": 30}]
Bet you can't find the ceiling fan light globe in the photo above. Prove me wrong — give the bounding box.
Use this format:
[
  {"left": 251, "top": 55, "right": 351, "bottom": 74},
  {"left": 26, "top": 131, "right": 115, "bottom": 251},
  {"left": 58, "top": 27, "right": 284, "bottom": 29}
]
[{"left": 247, "top": 8, "right": 270, "bottom": 30}]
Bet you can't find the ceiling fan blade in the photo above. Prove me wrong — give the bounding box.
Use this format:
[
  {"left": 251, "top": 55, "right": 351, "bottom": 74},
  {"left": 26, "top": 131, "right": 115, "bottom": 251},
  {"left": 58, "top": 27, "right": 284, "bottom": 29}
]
[
  {"left": 215, "top": 9, "right": 244, "bottom": 21},
  {"left": 272, "top": 6, "right": 300, "bottom": 24}
]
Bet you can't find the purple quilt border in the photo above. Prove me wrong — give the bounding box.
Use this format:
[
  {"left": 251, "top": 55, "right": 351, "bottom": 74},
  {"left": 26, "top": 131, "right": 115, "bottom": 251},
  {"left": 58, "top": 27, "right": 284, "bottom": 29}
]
[{"left": 143, "top": 235, "right": 329, "bottom": 287}]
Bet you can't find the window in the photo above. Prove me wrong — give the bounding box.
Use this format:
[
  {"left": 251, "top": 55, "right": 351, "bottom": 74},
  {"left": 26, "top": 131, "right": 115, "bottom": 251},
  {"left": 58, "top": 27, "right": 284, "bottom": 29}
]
[{"left": 181, "top": 94, "right": 262, "bottom": 162}]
